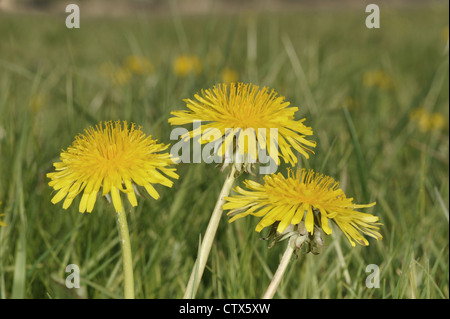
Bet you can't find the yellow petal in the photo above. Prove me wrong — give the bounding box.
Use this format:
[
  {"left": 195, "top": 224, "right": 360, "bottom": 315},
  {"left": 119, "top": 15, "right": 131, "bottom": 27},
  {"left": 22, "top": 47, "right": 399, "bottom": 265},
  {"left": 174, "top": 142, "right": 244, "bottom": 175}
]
[
  {"left": 305, "top": 205, "right": 314, "bottom": 234},
  {"left": 144, "top": 183, "right": 160, "bottom": 200},
  {"left": 110, "top": 187, "right": 123, "bottom": 212},
  {"left": 86, "top": 191, "right": 98, "bottom": 213}
]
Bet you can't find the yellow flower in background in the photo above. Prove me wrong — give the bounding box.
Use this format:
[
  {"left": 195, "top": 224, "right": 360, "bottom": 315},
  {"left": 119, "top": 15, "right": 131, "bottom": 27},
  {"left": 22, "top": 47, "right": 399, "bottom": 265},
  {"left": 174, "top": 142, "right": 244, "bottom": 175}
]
[
  {"left": 169, "top": 83, "right": 316, "bottom": 167},
  {"left": 111, "top": 68, "right": 132, "bottom": 86},
  {"left": 30, "top": 93, "right": 46, "bottom": 114},
  {"left": 173, "top": 54, "right": 202, "bottom": 77},
  {"left": 0, "top": 202, "right": 5, "bottom": 227},
  {"left": 99, "top": 62, "right": 132, "bottom": 86},
  {"left": 443, "top": 26, "right": 449, "bottom": 41},
  {"left": 47, "top": 121, "right": 178, "bottom": 213},
  {"left": 430, "top": 113, "right": 446, "bottom": 131},
  {"left": 410, "top": 107, "right": 446, "bottom": 133},
  {"left": 363, "top": 69, "right": 393, "bottom": 90},
  {"left": 124, "top": 55, "right": 153, "bottom": 75},
  {"left": 221, "top": 67, "right": 239, "bottom": 83},
  {"left": 224, "top": 169, "right": 382, "bottom": 247}
]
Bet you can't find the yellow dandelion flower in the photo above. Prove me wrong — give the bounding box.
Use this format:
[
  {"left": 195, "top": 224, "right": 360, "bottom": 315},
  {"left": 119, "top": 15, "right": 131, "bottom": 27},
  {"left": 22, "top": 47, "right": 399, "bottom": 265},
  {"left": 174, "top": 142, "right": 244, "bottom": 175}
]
[
  {"left": 430, "top": 113, "right": 446, "bottom": 131},
  {"left": 443, "top": 26, "right": 449, "bottom": 42},
  {"left": 221, "top": 67, "right": 239, "bottom": 83},
  {"left": 173, "top": 54, "right": 202, "bottom": 77},
  {"left": 409, "top": 107, "right": 427, "bottom": 119},
  {"left": 112, "top": 67, "right": 132, "bottom": 86},
  {"left": 224, "top": 169, "right": 382, "bottom": 247},
  {"left": 47, "top": 121, "right": 178, "bottom": 213},
  {"left": 363, "top": 69, "right": 393, "bottom": 90},
  {"left": 169, "top": 83, "right": 316, "bottom": 167},
  {"left": 410, "top": 107, "right": 446, "bottom": 133},
  {"left": 410, "top": 107, "right": 428, "bottom": 131},
  {"left": 99, "top": 62, "right": 132, "bottom": 86},
  {"left": 124, "top": 55, "right": 153, "bottom": 75}
]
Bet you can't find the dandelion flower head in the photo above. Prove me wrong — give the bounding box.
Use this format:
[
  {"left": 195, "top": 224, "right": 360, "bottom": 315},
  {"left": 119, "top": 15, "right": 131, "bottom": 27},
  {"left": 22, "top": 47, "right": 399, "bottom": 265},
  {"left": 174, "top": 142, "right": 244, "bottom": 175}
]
[
  {"left": 169, "top": 83, "right": 316, "bottom": 167},
  {"left": 410, "top": 107, "right": 447, "bottom": 133},
  {"left": 173, "top": 54, "right": 202, "bottom": 77},
  {"left": 363, "top": 69, "right": 393, "bottom": 90},
  {"left": 224, "top": 169, "right": 382, "bottom": 247},
  {"left": 124, "top": 55, "right": 153, "bottom": 75},
  {"left": 47, "top": 121, "right": 178, "bottom": 213}
]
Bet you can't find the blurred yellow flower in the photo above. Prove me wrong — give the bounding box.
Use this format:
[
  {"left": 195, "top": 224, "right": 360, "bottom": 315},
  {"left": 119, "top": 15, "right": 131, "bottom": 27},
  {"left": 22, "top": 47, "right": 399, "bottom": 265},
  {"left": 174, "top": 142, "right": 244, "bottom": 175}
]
[
  {"left": 30, "top": 93, "right": 46, "bottom": 114},
  {"left": 47, "top": 121, "right": 178, "bottom": 213},
  {"left": 443, "top": 26, "right": 449, "bottom": 41},
  {"left": 0, "top": 202, "right": 5, "bottom": 227},
  {"left": 112, "top": 68, "right": 132, "bottom": 86},
  {"left": 363, "top": 69, "right": 393, "bottom": 90},
  {"left": 173, "top": 54, "right": 202, "bottom": 77},
  {"left": 224, "top": 169, "right": 382, "bottom": 247},
  {"left": 410, "top": 107, "right": 446, "bottom": 133},
  {"left": 124, "top": 55, "right": 153, "bottom": 75},
  {"left": 99, "top": 62, "right": 132, "bottom": 86},
  {"left": 221, "top": 67, "right": 239, "bottom": 83}
]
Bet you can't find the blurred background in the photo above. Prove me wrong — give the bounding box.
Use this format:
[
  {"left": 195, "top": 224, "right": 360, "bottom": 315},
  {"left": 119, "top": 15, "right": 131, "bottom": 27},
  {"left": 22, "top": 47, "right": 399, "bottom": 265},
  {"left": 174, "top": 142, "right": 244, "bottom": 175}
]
[{"left": 0, "top": 0, "right": 442, "bottom": 15}]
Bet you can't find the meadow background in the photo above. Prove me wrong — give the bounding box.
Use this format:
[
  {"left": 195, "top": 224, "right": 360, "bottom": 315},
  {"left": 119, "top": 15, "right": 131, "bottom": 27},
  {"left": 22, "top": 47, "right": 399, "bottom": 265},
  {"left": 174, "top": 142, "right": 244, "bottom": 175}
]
[{"left": 0, "top": 0, "right": 448, "bottom": 299}]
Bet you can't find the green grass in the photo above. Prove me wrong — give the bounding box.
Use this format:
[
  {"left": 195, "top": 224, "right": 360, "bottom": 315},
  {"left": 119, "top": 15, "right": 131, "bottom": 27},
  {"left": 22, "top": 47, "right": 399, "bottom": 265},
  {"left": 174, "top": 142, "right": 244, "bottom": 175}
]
[{"left": 0, "top": 3, "right": 448, "bottom": 299}]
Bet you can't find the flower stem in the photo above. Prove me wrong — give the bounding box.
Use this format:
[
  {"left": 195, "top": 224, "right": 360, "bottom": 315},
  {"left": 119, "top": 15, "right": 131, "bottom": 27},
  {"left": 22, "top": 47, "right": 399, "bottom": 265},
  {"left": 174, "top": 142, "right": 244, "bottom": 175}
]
[
  {"left": 262, "top": 239, "right": 295, "bottom": 299},
  {"left": 116, "top": 206, "right": 135, "bottom": 299},
  {"left": 183, "top": 165, "right": 237, "bottom": 299}
]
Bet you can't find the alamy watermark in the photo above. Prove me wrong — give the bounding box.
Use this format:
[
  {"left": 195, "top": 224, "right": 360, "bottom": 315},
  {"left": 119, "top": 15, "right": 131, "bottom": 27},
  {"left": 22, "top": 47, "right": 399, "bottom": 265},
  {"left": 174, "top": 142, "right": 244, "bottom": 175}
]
[
  {"left": 65, "top": 4, "right": 380, "bottom": 29},
  {"left": 65, "top": 264, "right": 80, "bottom": 289},
  {"left": 169, "top": 121, "right": 279, "bottom": 174},
  {"left": 365, "top": 4, "right": 380, "bottom": 29},
  {"left": 365, "top": 264, "right": 380, "bottom": 288},
  {"left": 65, "top": 4, "right": 80, "bottom": 29}
]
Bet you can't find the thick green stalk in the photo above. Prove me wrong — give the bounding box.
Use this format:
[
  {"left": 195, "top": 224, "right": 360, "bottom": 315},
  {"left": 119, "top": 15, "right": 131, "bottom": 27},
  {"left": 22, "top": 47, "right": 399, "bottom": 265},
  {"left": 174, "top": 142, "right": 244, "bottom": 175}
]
[
  {"left": 116, "top": 207, "right": 135, "bottom": 299},
  {"left": 183, "top": 166, "right": 237, "bottom": 299}
]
